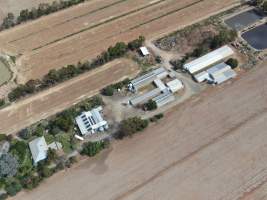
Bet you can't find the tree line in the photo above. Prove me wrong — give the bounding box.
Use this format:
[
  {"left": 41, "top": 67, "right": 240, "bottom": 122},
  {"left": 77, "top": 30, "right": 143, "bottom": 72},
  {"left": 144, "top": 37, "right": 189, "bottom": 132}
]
[
  {"left": 8, "top": 36, "right": 145, "bottom": 102},
  {"left": 0, "top": 0, "right": 87, "bottom": 30}
]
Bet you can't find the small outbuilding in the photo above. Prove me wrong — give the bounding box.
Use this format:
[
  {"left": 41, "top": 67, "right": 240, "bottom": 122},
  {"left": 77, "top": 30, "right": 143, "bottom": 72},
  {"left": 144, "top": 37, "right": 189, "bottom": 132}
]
[{"left": 140, "top": 46, "right": 150, "bottom": 56}]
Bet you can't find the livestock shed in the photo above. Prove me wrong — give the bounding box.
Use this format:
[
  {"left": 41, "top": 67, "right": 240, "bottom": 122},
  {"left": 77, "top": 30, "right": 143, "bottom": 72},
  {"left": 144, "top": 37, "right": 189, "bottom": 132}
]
[
  {"left": 129, "top": 67, "right": 168, "bottom": 92},
  {"left": 194, "top": 71, "right": 210, "bottom": 83},
  {"left": 166, "top": 79, "right": 183, "bottom": 93},
  {"left": 152, "top": 90, "right": 175, "bottom": 108},
  {"left": 184, "top": 45, "right": 234, "bottom": 74},
  {"left": 129, "top": 88, "right": 161, "bottom": 106}
]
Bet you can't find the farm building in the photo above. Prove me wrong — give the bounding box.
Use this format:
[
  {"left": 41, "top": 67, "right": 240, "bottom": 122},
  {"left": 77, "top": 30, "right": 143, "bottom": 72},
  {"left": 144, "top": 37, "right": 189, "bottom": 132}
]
[
  {"left": 152, "top": 90, "right": 175, "bottom": 108},
  {"left": 29, "top": 136, "right": 48, "bottom": 165},
  {"left": 208, "top": 63, "right": 237, "bottom": 84},
  {"left": 194, "top": 62, "right": 237, "bottom": 84},
  {"left": 166, "top": 79, "right": 184, "bottom": 93},
  {"left": 184, "top": 45, "right": 234, "bottom": 74},
  {"left": 129, "top": 88, "right": 161, "bottom": 106},
  {"left": 128, "top": 67, "right": 168, "bottom": 92},
  {"left": 140, "top": 46, "right": 150, "bottom": 56},
  {"left": 75, "top": 106, "right": 108, "bottom": 136}
]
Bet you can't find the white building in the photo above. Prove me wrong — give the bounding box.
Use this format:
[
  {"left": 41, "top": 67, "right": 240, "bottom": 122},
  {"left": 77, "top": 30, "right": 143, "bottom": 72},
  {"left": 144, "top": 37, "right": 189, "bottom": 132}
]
[
  {"left": 75, "top": 106, "right": 108, "bottom": 136},
  {"left": 166, "top": 79, "right": 184, "bottom": 93},
  {"left": 184, "top": 45, "right": 234, "bottom": 74},
  {"left": 29, "top": 136, "right": 48, "bottom": 165},
  {"left": 140, "top": 46, "right": 150, "bottom": 56},
  {"left": 194, "top": 62, "right": 237, "bottom": 84}
]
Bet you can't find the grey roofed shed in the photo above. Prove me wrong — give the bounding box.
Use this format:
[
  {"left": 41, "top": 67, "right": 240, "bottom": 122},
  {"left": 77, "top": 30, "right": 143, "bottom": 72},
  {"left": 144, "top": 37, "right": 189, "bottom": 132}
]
[
  {"left": 129, "top": 88, "right": 161, "bottom": 106},
  {"left": 130, "top": 67, "right": 168, "bottom": 91}
]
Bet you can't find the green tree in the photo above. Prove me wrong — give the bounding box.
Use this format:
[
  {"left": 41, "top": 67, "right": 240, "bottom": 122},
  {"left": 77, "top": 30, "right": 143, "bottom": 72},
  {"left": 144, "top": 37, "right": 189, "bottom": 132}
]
[
  {"left": 144, "top": 100, "right": 157, "bottom": 111},
  {"left": 117, "top": 117, "right": 149, "bottom": 139},
  {"left": 226, "top": 58, "right": 238, "bottom": 69}
]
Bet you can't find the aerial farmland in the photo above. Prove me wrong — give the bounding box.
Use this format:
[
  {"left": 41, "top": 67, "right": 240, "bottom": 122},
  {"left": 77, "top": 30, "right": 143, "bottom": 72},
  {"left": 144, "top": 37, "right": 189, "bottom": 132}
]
[
  {"left": 0, "top": 0, "right": 267, "bottom": 200},
  {"left": 0, "top": 0, "right": 238, "bottom": 83}
]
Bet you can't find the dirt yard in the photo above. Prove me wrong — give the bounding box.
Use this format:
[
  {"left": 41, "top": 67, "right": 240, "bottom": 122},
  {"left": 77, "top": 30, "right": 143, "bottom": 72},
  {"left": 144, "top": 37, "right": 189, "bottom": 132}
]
[
  {"left": 0, "top": 0, "right": 55, "bottom": 23},
  {"left": 0, "top": 58, "right": 139, "bottom": 134},
  {"left": 9, "top": 61, "right": 267, "bottom": 200},
  {"left": 0, "top": 0, "right": 239, "bottom": 83}
]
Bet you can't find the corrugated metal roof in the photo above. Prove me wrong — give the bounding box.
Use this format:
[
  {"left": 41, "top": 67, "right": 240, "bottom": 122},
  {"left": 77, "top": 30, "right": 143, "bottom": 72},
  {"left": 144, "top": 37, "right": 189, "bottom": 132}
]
[
  {"left": 130, "top": 88, "right": 161, "bottom": 106},
  {"left": 212, "top": 68, "right": 237, "bottom": 84},
  {"left": 153, "top": 91, "right": 175, "bottom": 107},
  {"left": 154, "top": 79, "right": 166, "bottom": 91},
  {"left": 194, "top": 71, "right": 210, "bottom": 83},
  {"left": 184, "top": 45, "right": 234, "bottom": 74},
  {"left": 131, "top": 67, "right": 167, "bottom": 90},
  {"left": 29, "top": 136, "right": 48, "bottom": 164},
  {"left": 207, "top": 62, "right": 231, "bottom": 75},
  {"left": 140, "top": 47, "right": 150, "bottom": 56},
  {"left": 166, "top": 79, "right": 183, "bottom": 93}
]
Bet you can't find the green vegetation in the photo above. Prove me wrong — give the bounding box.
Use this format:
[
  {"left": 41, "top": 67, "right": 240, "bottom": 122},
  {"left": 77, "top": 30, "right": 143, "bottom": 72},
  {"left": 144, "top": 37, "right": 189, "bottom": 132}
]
[
  {"left": 226, "top": 58, "right": 239, "bottom": 69},
  {"left": 171, "top": 28, "right": 237, "bottom": 70},
  {"left": 116, "top": 117, "right": 149, "bottom": 139},
  {"left": 149, "top": 113, "right": 164, "bottom": 122},
  {"left": 144, "top": 99, "right": 157, "bottom": 111},
  {"left": 0, "top": 0, "right": 87, "bottom": 30},
  {"left": 101, "top": 78, "right": 130, "bottom": 96},
  {"left": 8, "top": 37, "right": 145, "bottom": 102},
  {"left": 0, "top": 154, "right": 19, "bottom": 178},
  {"left": 81, "top": 140, "right": 109, "bottom": 157}
]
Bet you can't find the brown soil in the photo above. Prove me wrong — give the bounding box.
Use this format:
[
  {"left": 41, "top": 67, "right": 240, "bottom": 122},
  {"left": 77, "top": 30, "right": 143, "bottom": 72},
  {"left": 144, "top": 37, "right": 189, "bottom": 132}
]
[
  {"left": 9, "top": 61, "right": 267, "bottom": 200},
  {"left": 0, "top": 0, "right": 239, "bottom": 83},
  {"left": 0, "top": 58, "right": 139, "bottom": 134}
]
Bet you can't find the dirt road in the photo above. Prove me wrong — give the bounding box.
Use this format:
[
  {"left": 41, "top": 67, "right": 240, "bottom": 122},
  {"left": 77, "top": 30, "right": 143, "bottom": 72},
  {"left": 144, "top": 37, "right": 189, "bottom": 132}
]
[
  {"left": 10, "top": 62, "right": 267, "bottom": 200},
  {"left": 0, "top": 58, "right": 139, "bottom": 134},
  {"left": 0, "top": 0, "right": 239, "bottom": 82}
]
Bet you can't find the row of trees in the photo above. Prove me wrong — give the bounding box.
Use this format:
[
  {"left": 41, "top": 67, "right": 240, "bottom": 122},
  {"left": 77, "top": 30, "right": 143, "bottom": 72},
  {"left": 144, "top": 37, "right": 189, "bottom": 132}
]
[
  {"left": 101, "top": 78, "right": 130, "bottom": 96},
  {"left": 0, "top": 0, "right": 87, "bottom": 30},
  {"left": 8, "top": 36, "right": 145, "bottom": 102}
]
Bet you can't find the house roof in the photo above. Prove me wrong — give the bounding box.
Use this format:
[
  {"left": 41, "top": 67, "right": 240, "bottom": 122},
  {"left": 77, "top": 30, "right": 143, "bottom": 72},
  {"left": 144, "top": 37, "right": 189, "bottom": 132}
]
[{"left": 29, "top": 136, "right": 48, "bottom": 164}]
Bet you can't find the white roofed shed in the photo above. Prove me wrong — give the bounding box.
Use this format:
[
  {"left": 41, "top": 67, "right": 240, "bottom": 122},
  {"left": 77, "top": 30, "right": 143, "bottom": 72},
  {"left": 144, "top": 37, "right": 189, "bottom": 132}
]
[
  {"left": 140, "top": 47, "right": 150, "bottom": 56},
  {"left": 184, "top": 45, "right": 234, "bottom": 74}
]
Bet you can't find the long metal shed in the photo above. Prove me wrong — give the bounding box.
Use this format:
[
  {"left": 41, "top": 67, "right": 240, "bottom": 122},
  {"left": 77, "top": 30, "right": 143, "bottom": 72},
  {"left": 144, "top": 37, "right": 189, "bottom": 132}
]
[
  {"left": 129, "top": 88, "right": 161, "bottom": 106},
  {"left": 184, "top": 45, "right": 234, "bottom": 74}
]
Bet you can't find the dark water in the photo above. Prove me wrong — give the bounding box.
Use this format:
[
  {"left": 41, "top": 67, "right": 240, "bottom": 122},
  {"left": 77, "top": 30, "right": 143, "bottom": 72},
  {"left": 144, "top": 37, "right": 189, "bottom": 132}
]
[
  {"left": 225, "top": 9, "right": 264, "bottom": 31},
  {"left": 242, "top": 24, "right": 267, "bottom": 50}
]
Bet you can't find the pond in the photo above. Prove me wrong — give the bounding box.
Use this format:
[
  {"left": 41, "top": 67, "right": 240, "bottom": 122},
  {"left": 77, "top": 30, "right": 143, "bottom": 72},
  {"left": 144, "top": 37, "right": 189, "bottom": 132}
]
[
  {"left": 242, "top": 24, "right": 267, "bottom": 50},
  {"left": 225, "top": 9, "right": 264, "bottom": 31},
  {"left": 0, "top": 59, "right": 12, "bottom": 85}
]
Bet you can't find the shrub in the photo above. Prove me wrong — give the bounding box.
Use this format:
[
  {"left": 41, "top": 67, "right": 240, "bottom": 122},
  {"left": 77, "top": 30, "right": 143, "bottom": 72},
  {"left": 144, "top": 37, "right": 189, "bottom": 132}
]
[
  {"left": 0, "top": 153, "right": 19, "bottom": 178},
  {"left": 81, "top": 141, "right": 107, "bottom": 157},
  {"left": 0, "top": 134, "right": 7, "bottom": 142},
  {"left": 101, "top": 86, "right": 115, "bottom": 96},
  {"left": 0, "top": 193, "right": 8, "bottom": 200},
  {"left": 144, "top": 100, "right": 157, "bottom": 111},
  {"left": 0, "top": 99, "right": 5, "bottom": 107},
  {"left": 117, "top": 117, "right": 149, "bottom": 139},
  {"left": 5, "top": 180, "right": 22, "bottom": 196},
  {"left": 18, "top": 129, "right": 32, "bottom": 140},
  {"left": 226, "top": 58, "right": 238, "bottom": 69}
]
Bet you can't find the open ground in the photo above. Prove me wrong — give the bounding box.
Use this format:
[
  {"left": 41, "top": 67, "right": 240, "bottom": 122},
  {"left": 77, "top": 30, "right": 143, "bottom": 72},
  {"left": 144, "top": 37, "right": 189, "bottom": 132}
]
[
  {"left": 0, "top": 58, "right": 139, "bottom": 134},
  {"left": 0, "top": 0, "right": 55, "bottom": 24},
  {"left": 9, "top": 61, "right": 267, "bottom": 200},
  {"left": 0, "top": 0, "right": 239, "bottom": 83}
]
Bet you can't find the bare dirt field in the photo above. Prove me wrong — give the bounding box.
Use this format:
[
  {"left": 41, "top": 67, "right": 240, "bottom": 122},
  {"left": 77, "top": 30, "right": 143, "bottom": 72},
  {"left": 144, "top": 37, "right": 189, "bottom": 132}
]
[
  {"left": 0, "top": 0, "right": 55, "bottom": 23},
  {"left": 0, "top": 0, "right": 239, "bottom": 83},
  {"left": 10, "top": 61, "right": 267, "bottom": 200},
  {"left": 0, "top": 58, "right": 139, "bottom": 134}
]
